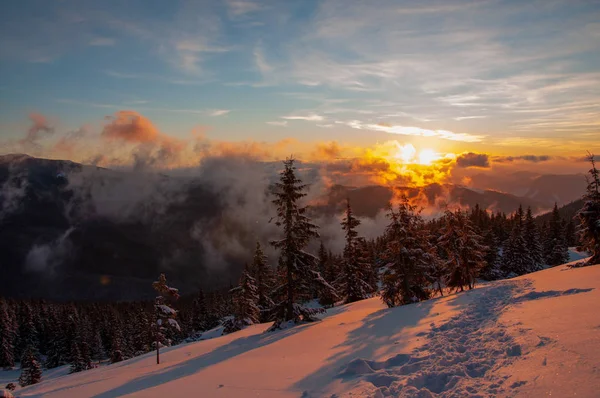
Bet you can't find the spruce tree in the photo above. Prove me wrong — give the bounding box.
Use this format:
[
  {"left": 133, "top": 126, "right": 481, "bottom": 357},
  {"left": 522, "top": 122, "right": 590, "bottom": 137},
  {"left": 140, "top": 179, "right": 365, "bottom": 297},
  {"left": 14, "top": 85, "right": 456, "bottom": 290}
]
[
  {"left": 18, "top": 346, "right": 41, "bottom": 387},
  {"left": 337, "top": 198, "right": 372, "bottom": 303},
  {"left": 251, "top": 242, "right": 275, "bottom": 322},
  {"left": 438, "top": 210, "right": 487, "bottom": 291},
  {"left": 191, "top": 289, "right": 210, "bottom": 332},
  {"left": 269, "top": 158, "right": 337, "bottom": 329},
  {"left": 545, "top": 203, "right": 569, "bottom": 266},
  {"left": 480, "top": 229, "right": 502, "bottom": 280},
  {"left": 224, "top": 263, "right": 261, "bottom": 334},
  {"left": 502, "top": 206, "right": 533, "bottom": 276},
  {"left": 577, "top": 153, "right": 600, "bottom": 265},
  {"left": 152, "top": 274, "right": 180, "bottom": 364},
  {"left": 381, "top": 197, "right": 434, "bottom": 307},
  {"left": 524, "top": 206, "right": 544, "bottom": 270},
  {"left": 0, "top": 299, "right": 15, "bottom": 369},
  {"left": 317, "top": 243, "right": 338, "bottom": 307}
]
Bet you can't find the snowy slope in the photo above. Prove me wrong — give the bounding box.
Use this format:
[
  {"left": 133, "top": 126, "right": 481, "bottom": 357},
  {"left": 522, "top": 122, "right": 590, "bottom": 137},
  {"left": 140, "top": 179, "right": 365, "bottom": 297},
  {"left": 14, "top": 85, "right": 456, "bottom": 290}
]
[{"left": 11, "top": 262, "right": 600, "bottom": 398}]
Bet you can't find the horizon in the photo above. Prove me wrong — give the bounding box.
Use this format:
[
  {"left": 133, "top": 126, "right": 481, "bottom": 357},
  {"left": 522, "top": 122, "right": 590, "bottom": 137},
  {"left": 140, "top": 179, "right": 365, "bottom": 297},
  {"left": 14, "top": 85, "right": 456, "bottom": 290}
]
[{"left": 1, "top": 0, "right": 599, "bottom": 184}]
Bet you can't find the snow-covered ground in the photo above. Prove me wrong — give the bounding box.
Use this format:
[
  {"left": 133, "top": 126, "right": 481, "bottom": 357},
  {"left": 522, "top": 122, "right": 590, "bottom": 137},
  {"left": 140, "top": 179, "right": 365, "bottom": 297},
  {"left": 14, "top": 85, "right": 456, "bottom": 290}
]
[{"left": 6, "top": 261, "right": 600, "bottom": 397}]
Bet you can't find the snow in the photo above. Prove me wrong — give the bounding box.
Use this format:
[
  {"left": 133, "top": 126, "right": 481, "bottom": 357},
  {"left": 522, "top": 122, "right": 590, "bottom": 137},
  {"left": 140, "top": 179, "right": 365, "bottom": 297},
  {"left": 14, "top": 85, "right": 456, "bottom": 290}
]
[{"left": 13, "top": 261, "right": 600, "bottom": 397}]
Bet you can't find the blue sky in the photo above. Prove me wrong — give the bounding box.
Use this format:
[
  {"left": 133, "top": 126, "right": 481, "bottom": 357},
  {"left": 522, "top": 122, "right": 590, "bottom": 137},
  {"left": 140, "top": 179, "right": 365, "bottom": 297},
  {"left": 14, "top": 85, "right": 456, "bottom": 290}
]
[{"left": 1, "top": 0, "right": 599, "bottom": 156}]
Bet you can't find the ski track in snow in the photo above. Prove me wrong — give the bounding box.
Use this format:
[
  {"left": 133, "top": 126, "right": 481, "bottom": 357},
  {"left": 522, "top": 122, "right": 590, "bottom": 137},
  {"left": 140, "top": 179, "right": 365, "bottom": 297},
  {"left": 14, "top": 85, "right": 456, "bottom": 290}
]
[{"left": 334, "top": 280, "right": 556, "bottom": 398}]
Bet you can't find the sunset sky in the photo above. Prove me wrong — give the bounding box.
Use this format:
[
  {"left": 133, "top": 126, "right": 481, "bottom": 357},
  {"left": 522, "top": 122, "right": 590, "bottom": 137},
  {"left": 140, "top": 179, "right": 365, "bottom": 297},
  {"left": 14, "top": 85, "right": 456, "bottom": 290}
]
[{"left": 0, "top": 0, "right": 599, "bottom": 168}]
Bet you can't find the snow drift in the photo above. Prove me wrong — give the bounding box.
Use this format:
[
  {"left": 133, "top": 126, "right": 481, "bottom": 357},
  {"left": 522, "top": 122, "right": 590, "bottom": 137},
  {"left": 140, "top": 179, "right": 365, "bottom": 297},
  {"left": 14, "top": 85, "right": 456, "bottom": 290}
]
[{"left": 10, "top": 261, "right": 600, "bottom": 397}]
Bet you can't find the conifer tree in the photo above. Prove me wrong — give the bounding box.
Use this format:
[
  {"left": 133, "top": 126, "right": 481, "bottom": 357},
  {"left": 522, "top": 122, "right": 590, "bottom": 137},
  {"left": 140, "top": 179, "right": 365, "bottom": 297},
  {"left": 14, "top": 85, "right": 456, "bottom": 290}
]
[
  {"left": 269, "top": 158, "right": 337, "bottom": 328},
  {"left": 438, "top": 209, "right": 487, "bottom": 291},
  {"left": 577, "top": 153, "right": 600, "bottom": 265},
  {"left": 480, "top": 229, "right": 502, "bottom": 280},
  {"left": 191, "top": 289, "right": 210, "bottom": 332},
  {"left": 16, "top": 303, "right": 38, "bottom": 361},
  {"left": 381, "top": 197, "right": 434, "bottom": 307},
  {"left": 502, "top": 206, "right": 533, "bottom": 276},
  {"left": 251, "top": 242, "right": 275, "bottom": 322},
  {"left": 545, "top": 203, "right": 569, "bottom": 266},
  {"left": 524, "top": 206, "right": 544, "bottom": 270},
  {"left": 0, "top": 299, "right": 15, "bottom": 369},
  {"left": 337, "top": 198, "right": 372, "bottom": 303},
  {"left": 152, "top": 274, "right": 180, "bottom": 364},
  {"left": 317, "top": 243, "right": 338, "bottom": 307},
  {"left": 18, "top": 346, "right": 41, "bottom": 387},
  {"left": 224, "top": 263, "right": 261, "bottom": 334}
]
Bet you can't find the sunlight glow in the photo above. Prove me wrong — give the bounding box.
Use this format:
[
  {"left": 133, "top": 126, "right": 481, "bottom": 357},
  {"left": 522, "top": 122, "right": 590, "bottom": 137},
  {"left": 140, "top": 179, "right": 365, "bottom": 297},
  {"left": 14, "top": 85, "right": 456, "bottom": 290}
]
[{"left": 418, "top": 149, "right": 441, "bottom": 165}]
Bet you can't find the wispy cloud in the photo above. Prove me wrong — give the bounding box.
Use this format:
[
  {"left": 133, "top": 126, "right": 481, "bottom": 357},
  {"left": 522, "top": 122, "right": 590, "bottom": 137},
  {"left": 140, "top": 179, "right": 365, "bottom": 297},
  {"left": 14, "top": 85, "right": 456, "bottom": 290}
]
[
  {"left": 343, "top": 120, "right": 484, "bottom": 142},
  {"left": 267, "top": 121, "right": 288, "bottom": 127},
  {"left": 226, "top": 0, "right": 262, "bottom": 17},
  {"left": 207, "top": 109, "right": 230, "bottom": 117},
  {"left": 281, "top": 114, "right": 324, "bottom": 122}
]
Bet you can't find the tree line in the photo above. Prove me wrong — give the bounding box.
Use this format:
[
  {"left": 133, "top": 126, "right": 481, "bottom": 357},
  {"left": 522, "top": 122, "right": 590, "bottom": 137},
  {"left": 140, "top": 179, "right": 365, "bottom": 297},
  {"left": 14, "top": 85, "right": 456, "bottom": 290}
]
[{"left": 2, "top": 154, "right": 599, "bottom": 388}]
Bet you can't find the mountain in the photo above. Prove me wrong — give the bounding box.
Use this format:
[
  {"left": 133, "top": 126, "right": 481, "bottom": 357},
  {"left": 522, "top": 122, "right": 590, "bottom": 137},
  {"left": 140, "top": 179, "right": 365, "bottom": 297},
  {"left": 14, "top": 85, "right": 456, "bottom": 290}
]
[
  {"left": 315, "top": 183, "right": 548, "bottom": 218},
  {"left": 470, "top": 171, "right": 586, "bottom": 207},
  {"left": 0, "top": 154, "right": 582, "bottom": 300},
  {"left": 7, "top": 261, "right": 599, "bottom": 397}
]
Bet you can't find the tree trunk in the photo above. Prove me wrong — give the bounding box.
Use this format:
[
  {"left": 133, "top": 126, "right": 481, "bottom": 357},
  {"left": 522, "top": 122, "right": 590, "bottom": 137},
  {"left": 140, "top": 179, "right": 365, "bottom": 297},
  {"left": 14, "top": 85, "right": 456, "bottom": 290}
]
[{"left": 286, "top": 255, "right": 294, "bottom": 321}]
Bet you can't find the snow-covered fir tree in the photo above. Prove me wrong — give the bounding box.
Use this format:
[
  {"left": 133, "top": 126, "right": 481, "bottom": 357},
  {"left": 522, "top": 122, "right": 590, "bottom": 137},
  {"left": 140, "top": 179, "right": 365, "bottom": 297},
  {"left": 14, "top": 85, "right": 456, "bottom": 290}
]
[
  {"left": 381, "top": 197, "right": 435, "bottom": 307},
  {"left": 18, "top": 346, "right": 41, "bottom": 387},
  {"left": 16, "top": 303, "right": 37, "bottom": 361},
  {"left": 337, "top": 198, "right": 372, "bottom": 303},
  {"left": 251, "top": 241, "right": 275, "bottom": 322},
  {"left": 152, "top": 273, "right": 180, "bottom": 364},
  {"left": 502, "top": 206, "right": 534, "bottom": 276},
  {"left": 224, "top": 263, "right": 261, "bottom": 334},
  {"left": 524, "top": 206, "right": 544, "bottom": 270},
  {"left": 438, "top": 209, "right": 487, "bottom": 291},
  {"left": 577, "top": 153, "right": 600, "bottom": 265},
  {"left": 544, "top": 203, "right": 569, "bottom": 266},
  {"left": 269, "top": 158, "right": 337, "bottom": 329}
]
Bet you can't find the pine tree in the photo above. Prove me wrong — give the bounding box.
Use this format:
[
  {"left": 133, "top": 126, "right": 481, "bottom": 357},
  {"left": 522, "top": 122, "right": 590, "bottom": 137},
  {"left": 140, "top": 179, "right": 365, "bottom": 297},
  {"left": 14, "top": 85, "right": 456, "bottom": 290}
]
[
  {"left": 269, "top": 158, "right": 337, "bottom": 329},
  {"left": 224, "top": 263, "right": 261, "bottom": 334},
  {"left": 317, "top": 243, "right": 338, "bottom": 307},
  {"left": 502, "top": 206, "right": 533, "bottom": 276},
  {"left": 381, "top": 197, "right": 434, "bottom": 307},
  {"left": 18, "top": 346, "right": 41, "bottom": 387},
  {"left": 577, "top": 153, "right": 600, "bottom": 265},
  {"left": 337, "top": 198, "right": 372, "bottom": 303},
  {"left": 545, "top": 203, "right": 569, "bottom": 266},
  {"left": 16, "top": 303, "right": 38, "bottom": 361},
  {"left": 0, "top": 299, "right": 15, "bottom": 369},
  {"left": 524, "top": 206, "right": 544, "bottom": 271},
  {"left": 480, "top": 229, "right": 502, "bottom": 280},
  {"left": 251, "top": 242, "right": 275, "bottom": 322},
  {"left": 438, "top": 210, "right": 487, "bottom": 291},
  {"left": 152, "top": 274, "right": 180, "bottom": 364},
  {"left": 191, "top": 289, "right": 211, "bottom": 332}
]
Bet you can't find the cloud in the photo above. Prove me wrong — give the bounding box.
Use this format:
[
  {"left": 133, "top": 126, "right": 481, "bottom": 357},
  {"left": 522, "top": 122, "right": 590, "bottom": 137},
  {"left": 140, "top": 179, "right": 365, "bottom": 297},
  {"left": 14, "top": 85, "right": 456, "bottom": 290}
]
[
  {"left": 102, "top": 111, "right": 160, "bottom": 143},
  {"left": 266, "top": 120, "right": 288, "bottom": 127},
  {"left": 456, "top": 152, "right": 490, "bottom": 168},
  {"left": 89, "top": 37, "right": 115, "bottom": 46},
  {"left": 281, "top": 114, "right": 325, "bottom": 122},
  {"left": 493, "top": 155, "right": 553, "bottom": 163},
  {"left": 207, "top": 109, "right": 230, "bottom": 117},
  {"left": 344, "top": 121, "right": 484, "bottom": 142},
  {"left": 226, "top": 0, "right": 262, "bottom": 17},
  {"left": 22, "top": 113, "right": 55, "bottom": 145}
]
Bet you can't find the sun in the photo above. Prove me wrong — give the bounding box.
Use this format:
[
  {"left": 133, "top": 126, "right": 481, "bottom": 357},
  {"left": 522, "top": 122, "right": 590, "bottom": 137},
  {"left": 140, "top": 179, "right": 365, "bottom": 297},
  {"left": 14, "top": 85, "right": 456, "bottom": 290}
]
[{"left": 418, "top": 149, "right": 440, "bottom": 165}]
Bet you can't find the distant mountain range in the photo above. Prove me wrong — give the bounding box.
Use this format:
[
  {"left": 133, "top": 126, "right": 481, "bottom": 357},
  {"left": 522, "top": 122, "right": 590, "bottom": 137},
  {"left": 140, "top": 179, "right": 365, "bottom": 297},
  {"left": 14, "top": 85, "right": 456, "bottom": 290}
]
[{"left": 0, "top": 154, "right": 587, "bottom": 300}]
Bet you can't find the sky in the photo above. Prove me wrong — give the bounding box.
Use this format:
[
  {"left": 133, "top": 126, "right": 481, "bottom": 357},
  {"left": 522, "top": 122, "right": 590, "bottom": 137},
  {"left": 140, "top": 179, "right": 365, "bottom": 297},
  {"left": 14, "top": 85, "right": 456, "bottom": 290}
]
[{"left": 0, "top": 0, "right": 599, "bottom": 168}]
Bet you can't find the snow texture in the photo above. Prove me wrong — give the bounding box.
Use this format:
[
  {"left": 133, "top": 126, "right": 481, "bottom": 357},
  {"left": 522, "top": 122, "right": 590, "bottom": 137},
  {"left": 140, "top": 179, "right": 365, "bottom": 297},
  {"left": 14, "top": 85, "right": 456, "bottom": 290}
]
[{"left": 11, "top": 260, "right": 600, "bottom": 398}]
